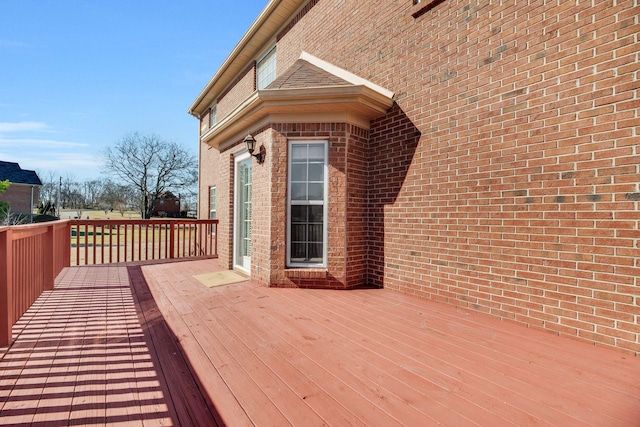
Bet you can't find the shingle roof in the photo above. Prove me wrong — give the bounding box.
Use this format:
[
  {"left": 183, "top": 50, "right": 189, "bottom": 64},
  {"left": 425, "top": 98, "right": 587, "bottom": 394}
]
[
  {"left": 266, "top": 59, "right": 351, "bottom": 90},
  {"left": 0, "top": 161, "right": 43, "bottom": 186}
]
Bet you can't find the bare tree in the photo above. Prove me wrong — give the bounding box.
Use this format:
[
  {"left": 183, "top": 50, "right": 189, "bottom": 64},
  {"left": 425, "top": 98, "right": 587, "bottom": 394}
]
[
  {"left": 99, "top": 180, "right": 134, "bottom": 216},
  {"left": 83, "top": 179, "right": 105, "bottom": 208},
  {"left": 60, "top": 174, "right": 80, "bottom": 209},
  {"left": 103, "top": 133, "right": 197, "bottom": 219},
  {"left": 38, "top": 171, "right": 58, "bottom": 204}
]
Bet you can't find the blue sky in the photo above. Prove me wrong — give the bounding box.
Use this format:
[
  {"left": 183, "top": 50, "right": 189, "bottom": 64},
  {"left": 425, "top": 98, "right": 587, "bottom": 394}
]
[{"left": 0, "top": 0, "right": 266, "bottom": 181}]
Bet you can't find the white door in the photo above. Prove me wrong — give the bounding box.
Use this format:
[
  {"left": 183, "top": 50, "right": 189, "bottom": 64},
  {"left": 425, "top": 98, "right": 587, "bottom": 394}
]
[{"left": 234, "top": 153, "right": 252, "bottom": 274}]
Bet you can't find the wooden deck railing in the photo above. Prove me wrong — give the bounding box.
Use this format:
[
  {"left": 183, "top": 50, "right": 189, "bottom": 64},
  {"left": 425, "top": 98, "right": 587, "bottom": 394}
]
[
  {"left": 70, "top": 219, "right": 218, "bottom": 265},
  {"left": 0, "top": 221, "right": 70, "bottom": 347},
  {"left": 0, "top": 218, "right": 218, "bottom": 346}
]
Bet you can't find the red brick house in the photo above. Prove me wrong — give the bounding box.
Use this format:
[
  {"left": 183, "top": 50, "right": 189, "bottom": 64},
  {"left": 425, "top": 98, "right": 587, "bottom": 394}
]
[
  {"left": 189, "top": 0, "right": 640, "bottom": 353},
  {"left": 0, "top": 161, "right": 42, "bottom": 216},
  {"left": 151, "top": 191, "right": 181, "bottom": 217}
]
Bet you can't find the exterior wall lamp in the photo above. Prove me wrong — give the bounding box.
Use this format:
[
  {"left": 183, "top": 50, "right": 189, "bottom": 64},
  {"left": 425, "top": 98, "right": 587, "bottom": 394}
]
[{"left": 244, "top": 134, "right": 265, "bottom": 164}]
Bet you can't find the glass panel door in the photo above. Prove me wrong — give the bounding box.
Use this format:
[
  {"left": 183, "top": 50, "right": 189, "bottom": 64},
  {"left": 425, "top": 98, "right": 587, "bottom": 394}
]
[{"left": 234, "top": 154, "right": 252, "bottom": 273}]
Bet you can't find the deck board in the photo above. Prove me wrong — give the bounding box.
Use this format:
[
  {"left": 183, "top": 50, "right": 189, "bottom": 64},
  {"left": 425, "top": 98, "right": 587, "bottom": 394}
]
[
  {"left": 0, "top": 264, "right": 215, "bottom": 427},
  {"left": 208, "top": 284, "right": 467, "bottom": 426},
  {"left": 1, "top": 259, "right": 640, "bottom": 426},
  {"left": 289, "top": 287, "right": 621, "bottom": 425},
  {"left": 139, "top": 259, "right": 640, "bottom": 427}
]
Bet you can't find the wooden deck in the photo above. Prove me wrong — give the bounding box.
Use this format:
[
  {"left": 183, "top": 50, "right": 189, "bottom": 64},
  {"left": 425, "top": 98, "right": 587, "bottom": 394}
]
[{"left": 1, "top": 259, "right": 640, "bottom": 426}]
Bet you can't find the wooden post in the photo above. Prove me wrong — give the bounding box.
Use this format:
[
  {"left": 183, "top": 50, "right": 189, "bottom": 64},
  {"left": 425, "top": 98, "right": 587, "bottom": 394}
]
[
  {"left": 63, "top": 222, "right": 71, "bottom": 268},
  {"left": 169, "top": 222, "right": 175, "bottom": 259},
  {"left": 44, "top": 224, "right": 55, "bottom": 290},
  {"left": 0, "top": 228, "right": 14, "bottom": 347},
  {"left": 214, "top": 222, "right": 218, "bottom": 257}
]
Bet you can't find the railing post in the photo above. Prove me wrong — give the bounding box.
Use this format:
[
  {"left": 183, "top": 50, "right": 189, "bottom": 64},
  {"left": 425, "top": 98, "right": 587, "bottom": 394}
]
[
  {"left": 169, "top": 221, "right": 175, "bottom": 259},
  {"left": 63, "top": 222, "right": 71, "bottom": 268},
  {"left": 214, "top": 222, "right": 218, "bottom": 257},
  {"left": 44, "top": 224, "right": 55, "bottom": 291},
  {"left": 0, "top": 228, "right": 14, "bottom": 347}
]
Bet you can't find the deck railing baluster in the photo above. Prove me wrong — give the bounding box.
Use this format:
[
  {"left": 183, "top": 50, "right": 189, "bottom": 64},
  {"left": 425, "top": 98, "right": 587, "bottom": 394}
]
[{"left": 66, "top": 219, "right": 216, "bottom": 266}]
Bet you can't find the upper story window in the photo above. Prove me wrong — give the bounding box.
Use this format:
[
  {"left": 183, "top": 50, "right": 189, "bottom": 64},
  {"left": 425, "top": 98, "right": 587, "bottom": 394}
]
[
  {"left": 256, "top": 46, "right": 277, "bottom": 90},
  {"left": 209, "top": 104, "right": 217, "bottom": 127}
]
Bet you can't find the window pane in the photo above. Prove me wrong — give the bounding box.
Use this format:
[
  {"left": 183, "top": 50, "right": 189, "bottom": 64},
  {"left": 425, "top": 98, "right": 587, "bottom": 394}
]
[
  {"left": 257, "top": 46, "right": 276, "bottom": 90},
  {"left": 291, "top": 183, "right": 307, "bottom": 200},
  {"left": 209, "top": 187, "right": 216, "bottom": 219},
  {"left": 291, "top": 243, "right": 306, "bottom": 260},
  {"left": 308, "top": 224, "right": 323, "bottom": 242},
  {"left": 308, "top": 205, "right": 323, "bottom": 222},
  {"left": 307, "top": 183, "right": 323, "bottom": 200},
  {"left": 291, "top": 224, "right": 307, "bottom": 241},
  {"left": 308, "top": 145, "right": 324, "bottom": 162},
  {"left": 308, "top": 163, "right": 323, "bottom": 181},
  {"left": 291, "top": 164, "right": 307, "bottom": 182},
  {"left": 291, "top": 144, "right": 307, "bottom": 162},
  {"left": 308, "top": 244, "right": 323, "bottom": 262},
  {"left": 291, "top": 205, "right": 306, "bottom": 222},
  {"left": 209, "top": 105, "right": 217, "bottom": 126}
]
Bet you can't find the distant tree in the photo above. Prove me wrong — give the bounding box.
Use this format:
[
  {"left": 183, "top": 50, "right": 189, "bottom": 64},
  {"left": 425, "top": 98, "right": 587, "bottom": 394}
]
[
  {"left": 60, "top": 174, "right": 79, "bottom": 209},
  {"left": 83, "top": 179, "right": 105, "bottom": 208},
  {"left": 38, "top": 171, "right": 58, "bottom": 205},
  {"left": 103, "top": 133, "right": 197, "bottom": 219},
  {"left": 99, "top": 180, "right": 134, "bottom": 216}
]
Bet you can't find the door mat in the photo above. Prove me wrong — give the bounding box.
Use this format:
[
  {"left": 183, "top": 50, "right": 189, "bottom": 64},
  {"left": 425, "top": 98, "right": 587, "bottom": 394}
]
[{"left": 194, "top": 270, "right": 249, "bottom": 288}]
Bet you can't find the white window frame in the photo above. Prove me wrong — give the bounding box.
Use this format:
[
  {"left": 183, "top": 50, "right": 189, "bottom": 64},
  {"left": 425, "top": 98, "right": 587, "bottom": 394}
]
[
  {"left": 287, "top": 140, "right": 328, "bottom": 268},
  {"left": 209, "top": 104, "right": 217, "bottom": 127},
  {"left": 256, "top": 46, "right": 277, "bottom": 90},
  {"left": 209, "top": 186, "right": 216, "bottom": 219}
]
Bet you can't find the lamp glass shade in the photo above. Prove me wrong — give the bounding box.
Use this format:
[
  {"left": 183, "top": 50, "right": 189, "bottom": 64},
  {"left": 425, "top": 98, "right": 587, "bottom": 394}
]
[{"left": 244, "top": 134, "right": 256, "bottom": 154}]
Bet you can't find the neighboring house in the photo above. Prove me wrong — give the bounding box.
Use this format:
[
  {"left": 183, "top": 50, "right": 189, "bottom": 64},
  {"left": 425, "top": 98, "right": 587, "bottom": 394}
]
[
  {"left": 0, "top": 161, "right": 42, "bottom": 216},
  {"left": 152, "top": 191, "right": 181, "bottom": 217},
  {"left": 189, "top": 1, "right": 640, "bottom": 353}
]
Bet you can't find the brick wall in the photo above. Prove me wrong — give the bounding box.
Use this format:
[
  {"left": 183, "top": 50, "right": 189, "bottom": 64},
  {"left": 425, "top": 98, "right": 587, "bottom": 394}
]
[
  {"left": 200, "top": 122, "right": 369, "bottom": 289},
  {"left": 268, "top": 122, "right": 365, "bottom": 289},
  {"left": 198, "top": 138, "right": 231, "bottom": 266},
  {"left": 250, "top": 128, "right": 273, "bottom": 284},
  {"left": 217, "top": 64, "right": 256, "bottom": 122},
  {"left": 274, "top": 0, "right": 640, "bottom": 353},
  {"left": 0, "top": 185, "right": 39, "bottom": 215},
  {"left": 345, "top": 124, "right": 370, "bottom": 287}
]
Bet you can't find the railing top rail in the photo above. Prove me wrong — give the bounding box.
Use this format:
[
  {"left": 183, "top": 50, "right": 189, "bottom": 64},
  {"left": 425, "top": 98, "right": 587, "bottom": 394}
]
[
  {"left": 69, "top": 219, "right": 219, "bottom": 225},
  {"left": 0, "top": 219, "right": 70, "bottom": 238}
]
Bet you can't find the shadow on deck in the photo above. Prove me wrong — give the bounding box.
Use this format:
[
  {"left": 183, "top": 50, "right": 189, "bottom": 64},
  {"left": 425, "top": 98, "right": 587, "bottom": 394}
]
[{"left": 1, "top": 259, "right": 640, "bottom": 426}]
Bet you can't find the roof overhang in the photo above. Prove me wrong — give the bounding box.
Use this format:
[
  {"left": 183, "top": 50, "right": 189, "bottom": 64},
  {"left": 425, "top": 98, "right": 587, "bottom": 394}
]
[
  {"left": 7, "top": 182, "right": 42, "bottom": 187},
  {"left": 188, "top": 0, "right": 306, "bottom": 117},
  {"left": 200, "top": 84, "right": 394, "bottom": 150}
]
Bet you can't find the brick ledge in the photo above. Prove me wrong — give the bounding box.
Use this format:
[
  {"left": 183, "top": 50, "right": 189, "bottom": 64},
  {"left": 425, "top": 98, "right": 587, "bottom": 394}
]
[{"left": 284, "top": 268, "right": 328, "bottom": 279}]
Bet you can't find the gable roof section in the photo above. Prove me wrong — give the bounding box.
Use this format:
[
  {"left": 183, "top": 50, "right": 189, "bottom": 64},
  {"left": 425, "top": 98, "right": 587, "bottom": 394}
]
[
  {"left": 267, "top": 59, "right": 351, "bottom": 89},
  {"left": 0, "top": 161, "right": 42, "bottom": 186},
  {"left": 200, "top": 52, "right": 394, "bottom": 150}
]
